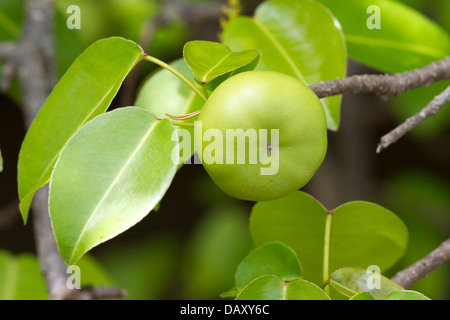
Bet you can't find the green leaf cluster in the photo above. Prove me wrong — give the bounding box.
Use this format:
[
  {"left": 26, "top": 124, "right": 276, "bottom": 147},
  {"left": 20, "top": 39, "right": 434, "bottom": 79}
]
[{"left": 222, "top": 192, "right": 429, "bottom": 300}]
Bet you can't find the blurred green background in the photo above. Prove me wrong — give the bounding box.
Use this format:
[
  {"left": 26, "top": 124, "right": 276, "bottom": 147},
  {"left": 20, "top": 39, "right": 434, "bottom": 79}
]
[{"left": 0, "top": 0, "right": 449, "bottom": 299}]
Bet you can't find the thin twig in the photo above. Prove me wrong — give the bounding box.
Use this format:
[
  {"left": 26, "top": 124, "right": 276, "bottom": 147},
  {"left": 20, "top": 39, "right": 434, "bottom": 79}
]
[
  {"left": 310, "top": 57, "right": 450, "bottom": 99},
  {"left": 392, "top": 237, "right": 450, "bottom": 289},
  {"left": 377, "top": 85, "right": 450, "bottom": 153}
]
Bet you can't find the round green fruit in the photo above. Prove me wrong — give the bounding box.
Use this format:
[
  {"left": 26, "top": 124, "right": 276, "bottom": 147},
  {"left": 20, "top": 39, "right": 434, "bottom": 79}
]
[{"left": 195, "top": 70, "right": 327, "bottom": 201}]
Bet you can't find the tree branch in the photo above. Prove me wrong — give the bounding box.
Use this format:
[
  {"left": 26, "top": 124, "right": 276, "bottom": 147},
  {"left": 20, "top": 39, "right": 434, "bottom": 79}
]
[
  {"left": 22, "top": 0, "right": 58, "bottom": 88},
  {"left": 391, "top": 237, "right": 450, "bottom": 289},
  {"left": 377, "top": 85, "right": 450, "bottom": 152},
  {"left": 309, "top": 57, "right": 450, "bottom": 99}
]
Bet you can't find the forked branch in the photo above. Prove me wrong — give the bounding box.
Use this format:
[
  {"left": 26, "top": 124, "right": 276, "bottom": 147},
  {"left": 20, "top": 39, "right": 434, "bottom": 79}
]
[
  {"left": 310, "top": 57, "right": 450, "bottom": 99},
  {"left": 309, "top": 56, "right": 450, "bottom": 152}
]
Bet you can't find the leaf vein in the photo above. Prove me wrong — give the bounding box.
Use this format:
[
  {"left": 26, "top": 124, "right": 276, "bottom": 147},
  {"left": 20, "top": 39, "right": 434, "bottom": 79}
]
[
  {"left": 69, "top": 119, "right": 161, "bottom": 263},
  {"left": 252, "top": 18, "right": 306, "bottom": 83},
  {"left": 345, "top": 34, "right": 447, "bottom": 59}
]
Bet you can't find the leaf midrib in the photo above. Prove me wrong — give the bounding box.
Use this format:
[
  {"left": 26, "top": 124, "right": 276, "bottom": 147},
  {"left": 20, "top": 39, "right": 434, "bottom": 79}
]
[
  {"left": 346, "top": 34, "right": 448, "bottom": 59},
  {"left": 201, "top": 52, "right": 233, "bottom": 83},
  {"left": 20, "top": 50, "right": 144, "bottom": 205},
  {"left": 281, "top": 279, "right": 288, "bottom": 300},
  {"left": 252, "top": 18, "right": 307, "bottom": 84},
  {"left": 69, "top": 118, "right": 160, "bottom": 263}
]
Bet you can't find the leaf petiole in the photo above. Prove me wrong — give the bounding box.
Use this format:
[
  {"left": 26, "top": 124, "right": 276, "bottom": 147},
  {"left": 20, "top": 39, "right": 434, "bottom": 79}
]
[{"left": 143, "top": 53, "right": 207, "bottom": 101}]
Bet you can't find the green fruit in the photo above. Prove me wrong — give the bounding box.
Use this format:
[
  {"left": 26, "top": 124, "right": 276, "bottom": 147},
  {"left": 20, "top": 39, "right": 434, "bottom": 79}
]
[{"left": 195, "top": 71, "right": 327, "bottom": 201}]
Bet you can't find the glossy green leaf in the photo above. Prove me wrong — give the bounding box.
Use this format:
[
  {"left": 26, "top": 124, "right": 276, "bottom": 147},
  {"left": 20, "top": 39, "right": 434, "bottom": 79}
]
[
  {"left": 183, "top": 40, "right": 260, "bottom": 85},
  {"left": 49, "top": 107, "right": 177, "bottom": 264},
  {"left": 18, "top": 37, "right": 144, "bottom": 224},
  {"left": 250, "top": 191, "right": 408, "bottom": 286},
  {"left": 0, "top": 250, "right": 48, "bottom": 300},
  {"left": 235, "top": 242, "right": 302, "bottom": 290},
  {"left": 318, "top": 0, "right": 450, "bottom": 72},
  {"left": 135, "top": 58, "right": 204, "bottom": 165},
  {"left": 236, "top": 275, "right": 330, "bottom": 300},
  {"left": 203, "top": 53, "right": 262, "bottom": 92},
  {"left": 329, "top": 267, "right": 404, "bottom": 299},
  {"left": 331, "top": 202, "right": 408, "bottom": 274},
  {"left": 385, "top": 290, "right": 431, "bottom": 300},
  {"left": 236, "top": 275, "right": 282, "bottom": 300},
  {"left": 222, "top": 0, "right": 347, "bottom": 130},
  {"left": 349, "top": 292, "right": 375, "bottom": 300},
  {"left": 284, "top": 278, "right": 331, "bottom": 300}
]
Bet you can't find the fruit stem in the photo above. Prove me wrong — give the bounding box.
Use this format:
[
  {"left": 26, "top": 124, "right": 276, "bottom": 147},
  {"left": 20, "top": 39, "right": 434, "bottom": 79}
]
[{"left": 143, "top": 54, "right": 206, "bottom": 101}]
